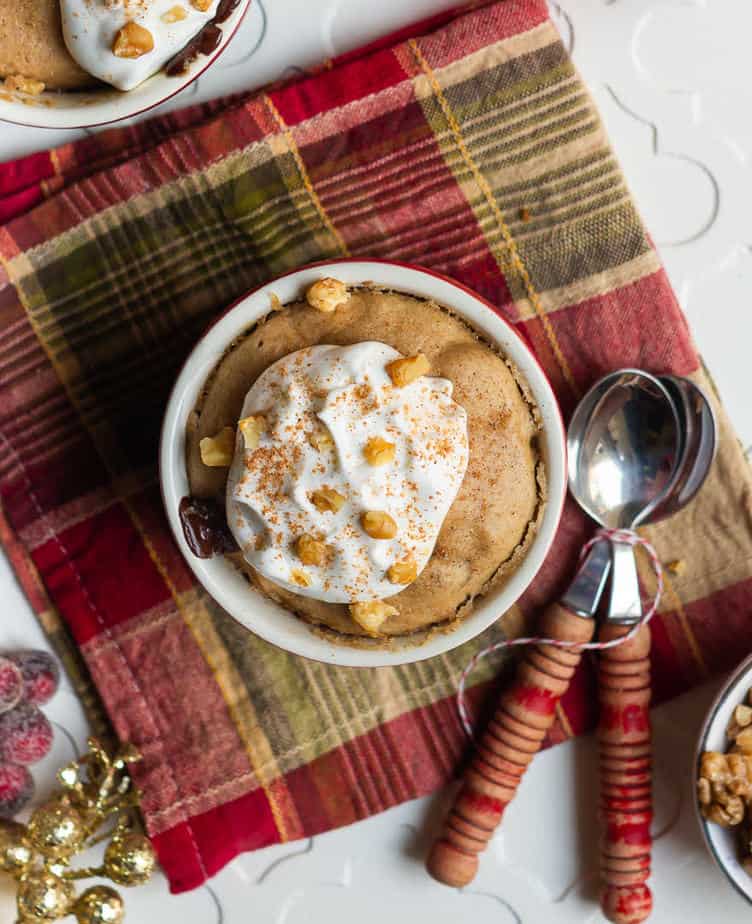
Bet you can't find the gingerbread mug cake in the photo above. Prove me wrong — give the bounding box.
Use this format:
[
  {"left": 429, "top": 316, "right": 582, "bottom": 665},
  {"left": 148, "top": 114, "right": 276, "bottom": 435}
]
[
  {"left": 161, "top": 262, "right": 566, "bottom": 666},
  {"left": 0, "top": 0, "right": 242, "bottom": 96}
]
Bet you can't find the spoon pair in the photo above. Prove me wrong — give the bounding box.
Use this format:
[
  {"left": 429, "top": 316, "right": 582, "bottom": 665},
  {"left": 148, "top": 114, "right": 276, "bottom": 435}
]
[
  {"left": 567, "top": 370, "right": 716, "bottom": 627},
  {"left": 566, "top": 369, "right": 715, "bottom": 922},
  {"left": 427, "top": 369, "right": 716, "bottom": 924}
]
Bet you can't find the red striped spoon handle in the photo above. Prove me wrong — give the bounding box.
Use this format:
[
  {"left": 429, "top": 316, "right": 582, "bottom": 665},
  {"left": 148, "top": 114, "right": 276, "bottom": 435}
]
[
  {"left": 598, "top": 621, "right": 653, "bottom": 924},
  {"left": 426, "top": 603, "right": 595, "bottom": 887}
]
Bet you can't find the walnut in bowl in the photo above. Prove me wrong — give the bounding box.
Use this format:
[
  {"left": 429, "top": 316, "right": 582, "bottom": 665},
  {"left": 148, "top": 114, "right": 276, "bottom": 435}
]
[{"left": 696, "top": 654, "right": 752, "bottom": 901}]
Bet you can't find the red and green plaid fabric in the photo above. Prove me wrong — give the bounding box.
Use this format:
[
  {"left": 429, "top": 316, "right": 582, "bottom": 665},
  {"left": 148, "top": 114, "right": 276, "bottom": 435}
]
[{"left": 1, "top": 0, "right": 751, "bottom": 893}]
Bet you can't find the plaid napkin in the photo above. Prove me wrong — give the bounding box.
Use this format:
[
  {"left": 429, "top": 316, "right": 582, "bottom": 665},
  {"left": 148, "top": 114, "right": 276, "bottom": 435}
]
[{"left": 1, "top": 0, "right": 751, "bottom": 894}]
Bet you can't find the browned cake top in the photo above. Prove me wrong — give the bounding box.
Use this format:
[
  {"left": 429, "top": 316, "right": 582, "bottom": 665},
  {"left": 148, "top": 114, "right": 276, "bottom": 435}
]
[
  {"left": 186, "top": 289, "right": 544, "bottom": 641},
  {"left": 0, "top": 1, "right": 92, "bottom": 89}
]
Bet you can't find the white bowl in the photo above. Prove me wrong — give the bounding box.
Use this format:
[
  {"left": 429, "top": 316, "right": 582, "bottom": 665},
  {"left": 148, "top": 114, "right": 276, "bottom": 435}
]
[
  {"left": 160, "top": 260, "right": 567, "bottom": 667},
  {"left": 696, "top": 653, "right": 752, "bottom": 902},
  {"left": 0, "top": 0, "right": 250, "bottom": 130}
]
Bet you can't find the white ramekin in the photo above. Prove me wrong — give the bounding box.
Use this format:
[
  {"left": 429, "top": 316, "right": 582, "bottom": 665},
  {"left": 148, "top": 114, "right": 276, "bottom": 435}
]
[
  {"left": 695, "top": 653, "right": 752, "bottom": 903},
  {"left": 160, "top": 260, "right": 567, "bottom": 667},
  {"left": 0, "top": 0, "right": 251, "bottom": 130}
]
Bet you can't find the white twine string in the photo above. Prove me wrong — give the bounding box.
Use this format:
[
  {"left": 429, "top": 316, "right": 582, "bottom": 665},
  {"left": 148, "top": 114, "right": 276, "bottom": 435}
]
[{"left": 456, "top": 528, "right": 664, "bottom": 738}]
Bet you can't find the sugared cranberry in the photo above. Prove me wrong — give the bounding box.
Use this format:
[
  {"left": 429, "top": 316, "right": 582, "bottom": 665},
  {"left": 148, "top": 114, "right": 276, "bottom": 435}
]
[
  {"left": 0, "top": 703, "right": 54, "bottom": 765},
  {"left": 0, "top": 762, "right": 34, "bottom": 817},
  {"left": 0, "top": 657, "right": 22, "bottom": 714},
  {"left": 8, "top": 650, "right": 60, "bottom": 706}
]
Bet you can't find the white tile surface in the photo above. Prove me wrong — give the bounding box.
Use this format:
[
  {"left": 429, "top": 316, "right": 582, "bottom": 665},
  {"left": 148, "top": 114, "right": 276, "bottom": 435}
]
[{"left": 1, "top": 1, "right": 751, "bottom": 920}]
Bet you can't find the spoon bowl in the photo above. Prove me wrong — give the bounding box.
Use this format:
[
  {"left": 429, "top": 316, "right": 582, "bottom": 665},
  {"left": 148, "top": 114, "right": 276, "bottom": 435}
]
[
  {"left": 567, "top": 369, "right": 684, "bottom": 531},
  {"left": 654, "top": 375, "right": 717, "bottom": 520}
]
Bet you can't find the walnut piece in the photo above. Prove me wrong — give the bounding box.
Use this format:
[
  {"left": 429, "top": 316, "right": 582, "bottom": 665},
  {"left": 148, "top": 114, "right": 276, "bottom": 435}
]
[
  {"left": 269, "top": 292, "right": 283, "bottom": 311},
  {"left": 3, "top": 75, "right": 45, "bottom": 95},
  {"left": 386, "top": 353, "right": 430, "bottom": 387},
  {"left": 305, "top": 278, "right": 349, "bottom": 313},
  {"left": 736, "top": 728, "right": 752, "bottom": 755},
  {"left": 387, "top": 559, "right": 417, "bottom": 585},
  {"left": 290, "top": 568, "right": 311, "bottom": 587},
  {"left": 700, "top": 686, "right": 752, "bottom": 875},
  {"left": 113, "top": 22, "right": 155, "bottom": 58},
  {"left": 349, "top": 600, "right": 398, "bottom": 636},
  {"left": 309, "top": 426, "right": 334, "bottom": 451},
  {"left": 363, "top": 436, "right": 395, "bottom": 466},
  {"left": 199, "top": 427, "right": 235, "bottom": 467},
  {"left": 698, "top": 750, "right": 752, "bottom": 827},
  {"left": 238, "top": 414, "right": 266, "bottom": 450},
  {"left": 728, "top": 704, "right": 752, "bottom": 741},
  {"left": 310, "top": 487, "right": 345, "bottom": 513},
  {"left": 162, "top": 5, "right": 188, "bottom": 22},
  {"left": 296, "top": 534, "right": 328, "bottom": 567},
  {"left": 361, "top": 510, "right": 397, "bottom": 540}
]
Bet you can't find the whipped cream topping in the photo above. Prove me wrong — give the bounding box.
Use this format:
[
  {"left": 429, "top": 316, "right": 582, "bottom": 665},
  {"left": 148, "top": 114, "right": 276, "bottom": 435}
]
[
  {"left": 61, "top": 0, "right": 220, "bottom": 91},
  {"left": 226, "top": 343, "right": 469, "bottom": 604}
]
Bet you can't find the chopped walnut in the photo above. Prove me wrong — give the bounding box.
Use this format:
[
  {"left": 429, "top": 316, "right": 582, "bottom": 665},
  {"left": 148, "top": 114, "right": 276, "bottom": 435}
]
[
  {"left": 290, "top": 568, "right": 311, "bottom": 588},
  {"left": 698, "top": 751, "right": 751, "bottom": 827},
  {"left": 736, "top": 728, "right": 752, "bottom": 755},
  {"left": 238, "top": 414, "right": 266, "bottom": 450},
  {"left": 310, "top": 487, "right": 345, "bottom": 513},
  {"left": 199, "top": 426, "right": 235, "bottom": 467},
  {"left": 296, "top": 534, "right": 328, "bottom": 567},
  {"left": 305, "top": 278, "right": 349, "bottom": 313},
  {"left": 349, "top": 600, "right": 398, "bottom": 636},
  {"left": 361, "top": 510, "right": 397, "bottom": 540},
  {"left": 162, "top": 5, "right": 188, "bottom": 22},
  {"left": 113, "top": 22, "right": 155, "bottom": 59},
  {"left": 309, "top": 426, "right": 334, "bottom": 452},
  {"left": 3, "top": 75, "right": 45, "bottom": 95},
  {"left": 363, "top": 436, "right": 395, "bottom": 466},
  {"left": 705, "top": 797, "right": 745, "bottom": 827},
  {"left": 699, "top": 686, "right": 752, "bottom": 876},
  {"left": 728, "top": 704, "right": 752, "bottom": 741},
  {"left": 387, "top": 559, "right": 417, "bottom": 585},
  {"left": 386, "top": 353, "right": 430, "bottom": 387}
]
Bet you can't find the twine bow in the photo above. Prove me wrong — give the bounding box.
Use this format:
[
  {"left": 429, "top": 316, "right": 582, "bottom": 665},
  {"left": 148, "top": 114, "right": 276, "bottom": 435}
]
[{"left": 456, "top": 528, "right": 664, "bottom": 738}]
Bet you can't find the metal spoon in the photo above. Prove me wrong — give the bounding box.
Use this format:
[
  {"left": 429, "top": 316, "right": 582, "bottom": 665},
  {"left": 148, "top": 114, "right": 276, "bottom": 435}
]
[
  {"left": 653, "top": 375, "right": 717, "bottom": 520},
  {"left": 597, "top": 374, "right": 717, "bottom": 624},
  {"left": 568, "top": 371, "right": 715, "bottom": 924},
  {"left": 564, "top": 369, "right": 684, "bottom": 620}
]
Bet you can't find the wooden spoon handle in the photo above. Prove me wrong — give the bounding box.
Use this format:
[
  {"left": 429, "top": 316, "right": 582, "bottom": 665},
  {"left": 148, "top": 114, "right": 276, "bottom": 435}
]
[
  {"left": 426, "top": 602, "right": 595, "bottom": 888},
  {"left": 598, "top": 622, "right": 653, "bottom": 924}
]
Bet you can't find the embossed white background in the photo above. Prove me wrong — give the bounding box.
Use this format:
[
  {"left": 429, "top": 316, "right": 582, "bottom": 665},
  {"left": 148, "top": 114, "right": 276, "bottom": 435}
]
[{"left": 1, "top": 1, "right": 751, "bottom": 920}]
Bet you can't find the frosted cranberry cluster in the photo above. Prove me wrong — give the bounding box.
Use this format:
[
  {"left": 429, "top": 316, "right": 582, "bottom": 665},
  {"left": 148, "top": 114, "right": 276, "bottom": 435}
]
[{"left": 0, "top": 651, "right": 59, "bottom": 817}]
